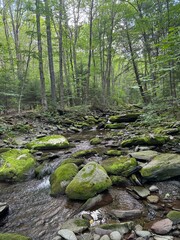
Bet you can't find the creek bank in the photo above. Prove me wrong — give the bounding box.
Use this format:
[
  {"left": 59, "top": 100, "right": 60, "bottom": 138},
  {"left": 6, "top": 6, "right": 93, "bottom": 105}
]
[{"left": 0, "top": 110, "right": 179, "bottom": 239}]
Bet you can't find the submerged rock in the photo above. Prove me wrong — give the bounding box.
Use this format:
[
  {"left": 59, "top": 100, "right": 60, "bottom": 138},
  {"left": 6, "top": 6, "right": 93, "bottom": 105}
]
[
  {"left": 0, "top": 233, "right": 32, "bottom": 240},
  {"left": 121, "top": 135, "right": 169, "bottom": 147},
  {"left": 50, "top": 163, "right": 78, "bottom": 196},
  {"left": 26, "top": 135, "right": 69, "bottom": 150},
  {"left": 140, "top": 153, "right": 180, "bottom": 181},
  {"left": 65, "top": 162, "right": 112, "bottom": 200},
  {"left": 60, "top": 218, "right": 90, "bottom": 233},
  {"left": 0, "top": 149, "right": 36, "bottom": 182},
  {"left": 110, "top": 209, "right": 142, "bottom": 220},
  {"left": 151, "top": 218, "right": 173, "bottom": 234},
  {"left": 167, "top": 210, "right": 180, "bottom": 224},
  {"left": 102, "top": 156, "right": 138, "bottom": 177}
]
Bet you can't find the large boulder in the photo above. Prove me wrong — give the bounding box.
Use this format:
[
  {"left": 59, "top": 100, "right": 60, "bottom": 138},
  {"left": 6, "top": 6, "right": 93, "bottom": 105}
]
[
  {"left": 0, "top": 233, "right": 32, "bottom": 240},
  {"left": 26, "top": 135, "right": 69, "bottom": 150},
  {"left": 50, "top": 163, "right": 78, "bottom": 197},
  {"left": 109, "top": 113, "right": 141, "bottom": 123},
  {"left": 121, "top": 135, "right": 169, "bottom": 147},
  {"left": 0, "top": 149, "right": 36, "bottom": 182},
  {"left": 140, "top": 153, "right": 180, "bottom": 181},
  {"left": 65, "top": 162, "right": 112, "bottom": 200},
  {"left": 102, "top": 156, "right": 138, "bottom": 177}
]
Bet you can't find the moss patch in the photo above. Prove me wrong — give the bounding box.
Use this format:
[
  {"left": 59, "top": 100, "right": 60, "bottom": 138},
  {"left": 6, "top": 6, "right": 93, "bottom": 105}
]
[
  {"left": 102, "top": 156, "right": 138, "bottom": 177},
  {"left": 50, "top": 163, "right": 78, "bottom": 197},
  {"left": 90, "top": 137, "right": 102, "bottom": 145},
  {"left": 65, "top": 162, "right": 112, "bottom": 200},
  {"left": 61, "top": 158, "right": 85, "bottom": 166},
  {"left": 109, "top": 113, "right": 141, "bottom": 123},
  {"left": 105, "top": 123, "right": 126, "bottom": 129},
  {"left": 0, "top": 233, "right": 32, "bottom": 240},
  {"left": 26, "top": 135, "right": 69, "bottom": 150},
  {"left": 121, "top": 135, "right": 169, "bottom": 147},
  {"left": 105, "top": 150, "right": 122, "bottom": 156},
  {"left": 71, "top": 149, "right": 97, "bottom": 158},
  {"left": 0, "top": 149, "right": 36, "bottom": 182},
  {"left": 167, "top": 211, "right": 180, "bottom": 224}
]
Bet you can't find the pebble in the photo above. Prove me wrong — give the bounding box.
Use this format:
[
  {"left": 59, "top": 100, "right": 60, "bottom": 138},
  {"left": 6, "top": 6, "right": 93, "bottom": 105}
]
[
  {"left": 151, "top": 218, "right": 173, "bottom": 234},
  {"left": 149, "top": 185, "right": 159, "bottom": 192},
  {"left": 58, "top": 229, "right": 77, "bottom": 240},
  {"left": 153, "top": 234, "right": 174, "bottom": 240},
  {"left": 100, "top": 235, "right": 110, "bottom": 240},
  {"left": 93, "top": 234, "right": 101, "bottom": 240},
  {"left": 109, "top": 231, "right": 122, "bottom": 240},
  {"left": 135, "top": 230, "right": 151, "bottom": 238},
  {"left": 147, "top": 195, "right": 159, "bottom": 203}
]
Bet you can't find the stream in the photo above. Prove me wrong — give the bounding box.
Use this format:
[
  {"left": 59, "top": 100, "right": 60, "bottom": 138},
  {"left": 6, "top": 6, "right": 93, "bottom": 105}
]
[{"left": 0, "top": 129, "right": 180, "bottom": 240}]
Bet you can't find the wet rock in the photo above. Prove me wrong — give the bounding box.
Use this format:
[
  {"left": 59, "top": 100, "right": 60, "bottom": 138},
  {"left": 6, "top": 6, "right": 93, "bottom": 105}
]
[
  {"left": 52, "top": 237, "right": 62, "bottom": 240},
  {"left": 58, "top": 229, "right": 77, "bottom": 240},
  {"left": 93, "top": 234, "right": 101, "bottom": 240},
  {"left": 0, "top": 233, "right": 32, "bottom": 240},
  {"left": 133, "top": 186, "right": 150, "bottom": 198},
  {"left": 101, "top": 156, "right": 138, "bottom": 177},
  {"left": 60, "top": 218, "right": 90, "bottom": 233},
  {"left": 135, "top": 230, "right": 151, "bottom": 238},
  {"left": 151, "top": 218, "right": 173, "bottom": 234},
  {"left": 105, "top": 123, "right": 126, "bottom": 129},
  {"left": 109, "top": 113, "right": 141, "bottom": 123},
  {"left": 61, "top": 158, "right": 85, "bottom": 166},
  {"left": 110, "top": 175, "right": 130, "bottom": 187},
  {"left": 167, "top": 210, "right": 180, "bottom": 224},
  {"left": 149, "top": 185, "right": 159, "bottom": 192},
  {"left": 129, "top": 150, "right": 159, "bottom": 162},
  {"left": 140, "top": 153, "right": 180, "bottom": 181},
  {"left": 110, "top": 209, "right": 142, "bottom": 220},
  {"left": 78, "top": 233, "right": 94, "bottom": 240},
  {"left": 121, "top": 135, "right": 169, "bottom": 147},
  {"left": 0, "top": 202, "right": 9, "bottom": 218},
  {"left": 153, "top": 234, "right": 174, "bottom": 240},
  {"left": 66, "top": 162, "right": 112, "bottom": 200},
  {"left": 93, "top": 227, "right": 112, "bottom": 235},
  {"left": 147, "top": 195, "right": 159, "bottom": 203},
  {"left": 50, "top": 163, "right": 78, "bottom": 197},
  {"left": 0, "top": 149, "right": 36, "bottom": 182},
  {"left": 71, "top": 149, "right": 97, "bottom": 158},
  {"left": 105, "top": 150, "right": 122, "bottom": 157},
  {"left": 90, "top": 137, "right": 102, "bottom": 145},
  {"left": 110, "top": 231, "right": 122, "bottom": 240},
  {"left": 26, "top": 135, "right": 69, "bottom": 150}
]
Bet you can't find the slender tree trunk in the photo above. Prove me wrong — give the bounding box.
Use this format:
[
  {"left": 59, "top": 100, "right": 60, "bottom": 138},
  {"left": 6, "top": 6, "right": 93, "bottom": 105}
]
[
  {"left": 36, "top": 0, "right": 47, "bottom": 110},
  {"left": 44, "top": 0, "right": 56, "bottom": 108}
]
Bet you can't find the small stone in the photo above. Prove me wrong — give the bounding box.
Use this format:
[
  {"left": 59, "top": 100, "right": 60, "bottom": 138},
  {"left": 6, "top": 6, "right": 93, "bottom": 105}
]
[
  {"left": 110, "top": 231, "right": 122, "bottom": 240},
  {"left": 153, "top": 234, "right": 174, "bottom": 240},
  {"left": 133, "top": 186, "right": 150, "bottom": 198},
  {"left": 58, "top": 229, "right": 77, "bottom": 240},
  {"left": 151, "top": 218, "right": 173, "bottom": 234},
  {"left": 134, "top": 224, "right": 143, "bottom": 231},
  {"left": 100, "top": 235, "right": 110, "bottom": 240},
  {"left": 93, "top": 234, "right": 101, "bottom": 240},
  {"left": 149, "top": 185, "right": 159, "bottom": 192},
  {"left": 135, "top": 230, "right": 151, "bottom": 238},
  {"left": 147, "top": 195, "right": 159, "bottom": 203}
]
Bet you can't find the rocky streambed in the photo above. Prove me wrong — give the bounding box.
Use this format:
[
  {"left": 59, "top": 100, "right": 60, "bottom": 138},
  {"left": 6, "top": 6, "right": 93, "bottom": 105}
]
[{"left": 0, "top": 111, "right": 180, "bottom": 240}]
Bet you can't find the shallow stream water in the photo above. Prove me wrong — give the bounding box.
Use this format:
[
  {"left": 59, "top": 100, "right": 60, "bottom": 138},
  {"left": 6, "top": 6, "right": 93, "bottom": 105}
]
[{"left": 0, "top": 130, "right": 180, "bottom": 239}]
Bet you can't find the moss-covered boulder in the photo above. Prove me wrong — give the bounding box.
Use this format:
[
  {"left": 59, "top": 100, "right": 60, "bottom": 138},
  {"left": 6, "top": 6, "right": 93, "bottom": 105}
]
[
  {"left": 109, "top": 113, "right": 141, "bottom": 123},
  {"left": 61, "top": 158, "right": 84, "bottom": 166},
  {"left": 121, "top": 135, "right": 169, "bottom": 147},
  {"left": 65, "top": 161, "right": 112, "bottom": 200},
  {"left": 102, "top": 156, "right": 138, "bottom": 177},
  {"left": 110, "top": 175, "right": 130, "bottom": 186},
  {"left": 130, "top": 150, "right": 159, "bottom": 162},
  {"left": 71, "top": 149, "right": 97, "bottom": 158},
  {"left": 90, "top": 137, "right": 102, "bottom": 145},
  {"left": 167, "top": 211, "right": 180, "bottom": 224},
  {"left": 50, "top": 163, "right": 78, "bottom": 197},
  {"left": 105, "top": 150, "right": 122, "bottom": 156},
  {"left": 0, "top": 233, "right": 31, "bottom": 240},
  {"left": 0, "top": 149, "right": 36, "bottom": 182},
  {"left": 105, "top": 123, "right": 126, "bottom": 129},
  {"left": 140, "top": 153, "right": 180, "bottom": 182},
  {"left": 26, "top": 135, "right": 69, "bottom": 150}
]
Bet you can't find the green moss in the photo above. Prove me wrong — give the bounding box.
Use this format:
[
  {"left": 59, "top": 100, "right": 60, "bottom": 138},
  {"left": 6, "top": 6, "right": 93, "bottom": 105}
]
[
  {"left": 0, "top": 149, "right": 36, "bottom": 182},
  {"left": 109, "top": 113, "right": 141, "bottom": 123},
  {"left": 90, "top": 137, "right": 102, "bottom": 145},
  {"left": 61, "top": 158, "right": 84, "bottom": 166},
  {"left": 26, "top": 135, "right": 69, "bottom": 150},
  {"left": 106, "top": 150, "right": 122, "bottom": 156},
  {"left": 110, "top": 175, "right": 129, "bottom": 186},
  {"left": 121, "top": 135, "right": 169, "bottom": 147},
  {"left": 50, "top": 163, "right": 78, "bottom": 196},
  {"left": 102, "top": 157, "right": 137, "bottom": 177},
  {"left": 167, "top": 211, "right": 180, "bottom": 224},
  {"left": 0, "top": 233, "right": 31, "bottom": 240},
  {"left": 74, "top": 219, "right": 90, "bottom": 227},
  {"left": 105, "top": 123, "right": 126, "bottom": 129},
  {"left": 71, "top": 149, "right": 97, "bottom": 158}
]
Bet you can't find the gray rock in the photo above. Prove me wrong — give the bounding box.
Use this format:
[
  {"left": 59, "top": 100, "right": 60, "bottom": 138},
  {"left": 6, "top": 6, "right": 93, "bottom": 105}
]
[
  {"left": 93, "top": 234, "right": 101, "bottom": 240},
  {"left": 110, "top": 209, "right": 142, "bottom": 220},
  {"left": 110, "top": 231, "right": 122, "bottom": 240},
  {"left": 151, "top": 218, "right": 173, "bottom": 234},
  {"left": 147, "top": 195, "right": 159, "bottom": 203},
  {"left": 60, "top": 218, "right": 90, "bottom": 233},
  {"left": 135, "top": 230, "right": 151, "bottom": 238},
  {"left": 153, "top": 234, "right": 174, "bottom": 240},
  {"left": 133, "top": 186, "right": 150, "bottom": 198},
  {"left": 52, "top": 237, "right": 62, "bottom": 240},
  {"left": 0, "top": 202, "right": 9, "bottom": 217},
  {"left": 130, "top": 150, "right": 159, "bottom": 162},
  {"left": 149, "top": 185, "right": 159, "bottom": 192},
  {"left": 100, "top": 235, "right": 110, "bottom": 240},
  {"left": 58, "top": 229, "right": 77, "bottom": 240}
]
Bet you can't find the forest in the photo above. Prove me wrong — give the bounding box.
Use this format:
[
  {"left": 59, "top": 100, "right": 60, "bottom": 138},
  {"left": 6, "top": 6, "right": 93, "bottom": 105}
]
[{"left": 0, "top": 0, "right": 179, "bottom": 114}]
